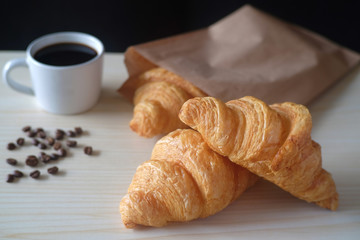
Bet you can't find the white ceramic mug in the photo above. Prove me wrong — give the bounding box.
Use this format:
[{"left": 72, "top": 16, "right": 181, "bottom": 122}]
[{"left": 2, "top": 32, "right": 104, "bottom": 114}]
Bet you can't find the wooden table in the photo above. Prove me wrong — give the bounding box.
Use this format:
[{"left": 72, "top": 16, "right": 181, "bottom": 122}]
[{"left": 0, "top": 51, "right": 359, "bottom": 239}]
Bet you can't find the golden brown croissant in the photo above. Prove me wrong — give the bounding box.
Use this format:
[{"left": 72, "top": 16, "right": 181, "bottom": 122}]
[
  {"left": 179, "top": 96, "right": 338, "bottom": 210},
  {"left": 120, "top": 129, "right": 258, "bottom": 228},
  {"left": 126, "top": 67, "right": 207, "bottom": 138}
]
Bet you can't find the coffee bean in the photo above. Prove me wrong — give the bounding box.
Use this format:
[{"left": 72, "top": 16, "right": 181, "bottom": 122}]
[
  {"left": 36, "top": 128, "right": 44, "bottom": 133},
  {"left": 16, "top": 137, "right": 25, "bottom": 146},
  {"left": 22, "top": 126, "right": 31, "bottom": 132},
  {"left": 53, "top": 142, "right": 62, "bottom": 150},
  {"left": 13, "top": 170, "right": 24, "bottom": 178},
  {"left": 27, "top": 130, "right": 36, "bottom": 138},
  {"left": 66, "top": 140, "right": 77, "bottom": 147},
  {"left": 6, "top": 174, "right": 15, "bottom": 183},
  {"left": 67, "top": 130, "right": 76, "bottom": 137},
  {"left": 74, "top": 127, "right": 83, "bottom": 135},
  {"left": 30, "top": 170, "right": 40, "bottom": 179},
  {"left": 56, "top": 129, "right": 65, "bottom": 135},
  {"left": 55, "top": 129, "right": 65, "bottom": 139},
  {"left": 55, "top": 132, "right": 64, "bottom": 140},
  {"left": 84, "top": 146, "right": 93, "bottom": 155},
  {"left": 26, "top": 155, "right": 39, "bottom": 167},
  {"left": 58, "top": 148, "right": 67, "bottom": 157},
  {"left": 7, "top": 142, "right": 16, "bottom": 150},
  {"left": 56, "top": 129, "right": 64, "bottom": 133},
  {"left": 6, "top": 158, "right": 17, "bottom": 166},
  {"left": 47, "top": 166, "right": 59, "bottom": 175},
  {"left": 38, "top": 131, "right": 46, "bottom": 139},
  {"left": 38, "top": 143, "right": 47, "bottom": 150},
  {"left": 32, "top": 138, "right": 40, "bottom": 146},
  {"left": 42, "top": 155, "right": 52, "bottom": 163},
  {"left": 50, "top": 153, "right": 60, "bottom": 160},
  {"left": 46, "top": 137, "right": 55, "bottom": 146}
]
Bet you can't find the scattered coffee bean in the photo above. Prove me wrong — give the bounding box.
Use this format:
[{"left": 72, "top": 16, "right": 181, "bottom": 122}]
[
  {"left": 50, "top": 153, "right": 60, "bottom": 161},
  {"left": 56, "top": 129, "right": 65, "bottom": 135},
  {"left": 55, "top": 132, "right": 64, "bottom": 140},
  {"left": 55, "top": 129, "right": 65, "bottom": 140},
  {"left": 13, "top": 170, "right": 24, "bottom": 178},
  {"left": 25, "top": 155, "right": 39, "bottom": 167},
  {"left": 7, "top": 142, "right": 16, "bottom": 150},
  {"left": 32, "top": 138, "right": 40, "bottom": 146},
  {"left": 66, "top": 140, "right": 77, "bottom": 147},
  {"left": 6, "top": 158, "right": 17, "bottom": 166},
  {"left": 16, "top": 137, "right": 25, "bottom": 146},
  {"left": 38, "top": 131, "right": 46, "bottom": 139},
  {"left": 67, "top": 130, "right": 76, "bottom": 137},
  {"left": 53, "top": 142, "right": 62, "bottom": 150},
  {"left": 36, "top": 127, "right": 44, "bottom": 133},
  {"left": 84, "top": 146, "right": 93, "bottom": 155},
  {"left": 22, "top": 125, "right": 31, "bottom": 132},
  {"left": 46, "top": 137, "right": 55, "bottom": 146},
  {"left": 58, "top": 148, "right": 67, "bottom": 157},
  {"left": 7, "top": 174, "right": 15, "bottom": 183},
  {"left": 42, "top": 155, "right": 52, "bottom": 163},
  {"left": 5, "top": 125, "right": 95, "bottom": 183},
  {"left": 30, "top": 170, "right": 40, "bottom": 179},
  {"left": 74, "top": 127, "right": 83, "bottom": 135},
  {"left": 47, "top": 166, "right": 59, "bottom": 175},
  {"left": 27, "top": 130, "right": 36, "bottom": 138},
  {"left": 38, "top": 143, "right": 47, "bottom": 150}
]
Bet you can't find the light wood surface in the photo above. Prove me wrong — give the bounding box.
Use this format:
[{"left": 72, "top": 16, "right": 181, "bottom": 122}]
[{"left": 0, "top": 51, "right": 359, "bottom": 239}]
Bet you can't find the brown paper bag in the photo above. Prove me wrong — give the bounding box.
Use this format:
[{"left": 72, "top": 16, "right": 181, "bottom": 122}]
[{"left": 119, "top": 4, "right": 359, "bottom": 105}]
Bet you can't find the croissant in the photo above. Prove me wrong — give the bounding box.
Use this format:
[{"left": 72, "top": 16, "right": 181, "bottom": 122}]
[
  {"left": 179, "top": 96, "right": 338, "bottom": 210},
  {"left": 127, "top": 67, "right": 207, "bottom": 138},
  {"left": 120, "top": 129, "right": 258, "bottom": 228}
]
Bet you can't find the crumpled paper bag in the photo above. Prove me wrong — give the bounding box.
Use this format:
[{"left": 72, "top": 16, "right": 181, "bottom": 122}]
[{"left": 119, "top": 4, "right": 359, "bottom": 105}]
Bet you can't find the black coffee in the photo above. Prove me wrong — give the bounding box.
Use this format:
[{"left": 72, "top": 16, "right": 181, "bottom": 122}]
[{"left": 34, "top": 43, "right": 97, "bottom": 66}]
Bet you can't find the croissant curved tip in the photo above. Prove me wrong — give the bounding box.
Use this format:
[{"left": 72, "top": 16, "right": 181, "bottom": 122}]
[
  {"left": 123, "top": 221, "right": 137, "bottom": 229},
  {"left": 315, "top": 193, "right": 339, "bottom": 211},
  {"left": 130, "top": 101, "right": 164, "bottom": 138},
  {"left": 120, "top": 195, "right": 137, "bottom": 229},
  {"left": 179, "top": 97, "right": 204, "bottom": 128},
  {"left": 129, "top": 118, "right": 153, "bottom": 138}
]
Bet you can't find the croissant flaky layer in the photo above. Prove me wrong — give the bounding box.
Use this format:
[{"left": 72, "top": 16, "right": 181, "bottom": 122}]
[
  {"left": 136, "top": 67, "right": 207, "bottom": 98},
  {"left": 179, "top": 96, "right": 338, "bottom": 210},
  {"left": 129, "top": 68, "right": 207, "bottom": 138},
  {"left": 120, "top": 129, "right": 258, "bottom": 228}
]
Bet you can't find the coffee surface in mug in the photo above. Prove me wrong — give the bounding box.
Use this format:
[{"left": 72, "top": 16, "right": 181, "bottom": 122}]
[{"left": 34, "top": 43, "right": 97, "bottom": 66}]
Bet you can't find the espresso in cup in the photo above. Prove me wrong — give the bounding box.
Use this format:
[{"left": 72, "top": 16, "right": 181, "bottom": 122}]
[{"left": 34, "top": 43, "right": 97, "bottom": 66}]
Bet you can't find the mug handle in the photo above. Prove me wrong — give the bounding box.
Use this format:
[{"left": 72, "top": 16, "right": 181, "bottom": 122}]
[{"left": 2, "top": 58, "right": 34, "bottom": 95}]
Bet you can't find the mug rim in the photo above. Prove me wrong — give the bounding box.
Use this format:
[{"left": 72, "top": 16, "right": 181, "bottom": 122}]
[{"left": 26, "top": 31, "right": 104, "bottom": 69}]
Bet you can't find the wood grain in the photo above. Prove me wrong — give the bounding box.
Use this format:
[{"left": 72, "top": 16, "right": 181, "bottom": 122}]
[{"left": 0, "top": 51, "right": 359, "bottom": 239}]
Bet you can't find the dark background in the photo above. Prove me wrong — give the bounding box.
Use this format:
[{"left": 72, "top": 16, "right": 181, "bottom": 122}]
[{"left": 1, "top": 0, "right": 359, "bottom": 53}]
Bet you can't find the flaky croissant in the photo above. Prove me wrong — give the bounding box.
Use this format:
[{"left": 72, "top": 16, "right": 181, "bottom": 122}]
[
  {"left": 128, "top": 68, "right": 207, "bottom": 138},
  {"left": 120, "top": 129, "right": 258, "bottom": 228},
  {"left": 179, "top": 96, "right": 338, "bottom": 210}
]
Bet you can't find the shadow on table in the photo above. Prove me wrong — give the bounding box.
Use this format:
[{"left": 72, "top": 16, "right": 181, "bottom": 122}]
[
  {"left": 128, "top": 179, "right": 345, "bottom": 233},
  {"left": 87, "top": 84, "right": 133, "bottom": 115}
]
